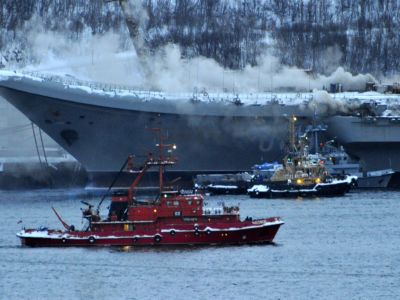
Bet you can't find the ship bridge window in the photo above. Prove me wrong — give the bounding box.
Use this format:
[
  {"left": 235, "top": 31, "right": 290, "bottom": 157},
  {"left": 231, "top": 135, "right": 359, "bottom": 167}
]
[{"left": 174, "top": 211, "right": 181, "bottom": 217}]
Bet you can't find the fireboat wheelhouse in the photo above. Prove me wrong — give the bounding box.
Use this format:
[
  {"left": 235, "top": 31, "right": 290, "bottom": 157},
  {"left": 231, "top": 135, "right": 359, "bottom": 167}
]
[{"left": 17, "top": 131, "right": 283, "bottom": 247}]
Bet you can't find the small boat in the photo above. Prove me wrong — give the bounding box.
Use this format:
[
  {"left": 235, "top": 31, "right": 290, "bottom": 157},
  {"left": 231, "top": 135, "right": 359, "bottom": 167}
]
[
  {"left": 248, "top": 177, "right": 352, "bottom": 198},
  {"left": 193, "top": 173, "right": 252, "bottom": 195},
  {"left": 248, "top": 117, "right": 353, "bottom": 198},
  {"left": 17, "top": 132, "right": 283, "bottom": 247}
]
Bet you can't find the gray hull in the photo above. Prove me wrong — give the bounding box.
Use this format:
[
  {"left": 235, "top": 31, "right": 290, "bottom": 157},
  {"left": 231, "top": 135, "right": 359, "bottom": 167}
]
[
  {"left": 2, "top": 73, "right": 400, "bottom": 174},
  {"left": 326, "top": 116, "right": 400, "bottom": 171},
  {"left": 357, "top": 173, "right": 393, "bottom": 189},
  {"left": 0, "top": 75, "right": 310, "bottom": 173}
]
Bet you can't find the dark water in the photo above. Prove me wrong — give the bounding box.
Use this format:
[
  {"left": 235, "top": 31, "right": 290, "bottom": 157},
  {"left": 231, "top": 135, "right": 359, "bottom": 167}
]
[{"left": 0, "top": 189, "right": 399, "bottom": 299}]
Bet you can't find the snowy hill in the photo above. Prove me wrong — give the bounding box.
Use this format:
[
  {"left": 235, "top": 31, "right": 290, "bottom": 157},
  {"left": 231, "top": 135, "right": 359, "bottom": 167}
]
[{"left": 0, "top": 0, "right": 399, "bottom": 77}]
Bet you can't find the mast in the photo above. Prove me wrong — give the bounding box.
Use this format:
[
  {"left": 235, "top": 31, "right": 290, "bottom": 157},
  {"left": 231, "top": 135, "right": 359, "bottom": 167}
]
[
  {"left": 152, "top": 128, "right": 177, "bottom": 193},
  {"left": 288, "top": 115, "right": 297, "bottom": 153},
  {"left": 126, "top": 128, "right": 176, "bottom": 198}
]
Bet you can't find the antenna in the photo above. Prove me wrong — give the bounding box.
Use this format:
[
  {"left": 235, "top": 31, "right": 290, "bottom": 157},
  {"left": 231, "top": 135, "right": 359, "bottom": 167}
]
[{"left": 288, "top": 115, "right": 297, "bottom": 153}]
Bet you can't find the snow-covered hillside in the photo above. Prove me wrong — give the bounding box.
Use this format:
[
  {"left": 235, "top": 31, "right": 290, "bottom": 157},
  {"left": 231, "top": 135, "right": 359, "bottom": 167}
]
[{"left": 1, "top": 0, "right": 399, "bottom": 77}]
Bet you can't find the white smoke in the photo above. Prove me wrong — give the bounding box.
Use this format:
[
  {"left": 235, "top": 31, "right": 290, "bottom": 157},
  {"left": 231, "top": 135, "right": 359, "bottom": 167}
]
[
  {"left": 307, "top": 90, "right": 361, "bottom": 115},
  {"left": 3, "top": 8, "right": 378, "bottom": 94}
]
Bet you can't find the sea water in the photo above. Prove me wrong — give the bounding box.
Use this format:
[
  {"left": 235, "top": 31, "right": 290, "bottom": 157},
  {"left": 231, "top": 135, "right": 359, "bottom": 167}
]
[{"left": 0, "top": 189, "right": 399, "bottom": 299}]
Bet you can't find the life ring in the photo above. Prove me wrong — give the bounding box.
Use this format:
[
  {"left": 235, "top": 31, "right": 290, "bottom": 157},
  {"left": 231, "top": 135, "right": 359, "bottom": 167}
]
[
  {"left": 170, "top": 230, "right": 176, "bottom": 236},
  {"left": 88, "top": 236, "right": 96, "bottom": 244},
  {"left": 154, "top": 234, "right": 162, "bottom": 243},
  {"left": 206, "top": 229, "right": 211, "bottom": 235}
]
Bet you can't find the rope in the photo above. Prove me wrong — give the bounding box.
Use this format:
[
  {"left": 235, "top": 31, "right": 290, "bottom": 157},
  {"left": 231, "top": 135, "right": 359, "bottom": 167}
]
[
  {"left": 38, "top": 128, "right": 49, "bottom": 166},
  {"left": 31, "top": 123, "right": 43, "bottom": 167},
  {"left": 97, "top": 156, "right": 130, "bottom": 213}
]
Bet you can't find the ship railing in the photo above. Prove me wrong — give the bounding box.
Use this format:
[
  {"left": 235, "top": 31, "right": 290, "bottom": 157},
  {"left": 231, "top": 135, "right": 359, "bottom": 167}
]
[
  {"left": 203, "top": 206, "right": 239, "bottom": 216},
  {"left": 203, "top": 207, "right": 224, "bottom": 215},
  {"left": 20, "top": 71, "right": 316, "bottom": 105}
]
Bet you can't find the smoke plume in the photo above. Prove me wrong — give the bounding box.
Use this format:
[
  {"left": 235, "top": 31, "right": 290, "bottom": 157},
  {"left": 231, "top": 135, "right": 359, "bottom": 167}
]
[{"left": 2, "top": 4, "right": 379, "bottom": 95}]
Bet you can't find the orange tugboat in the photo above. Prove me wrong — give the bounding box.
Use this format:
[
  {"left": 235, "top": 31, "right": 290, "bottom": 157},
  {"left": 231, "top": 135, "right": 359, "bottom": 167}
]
[{"left": 17, "top": 132, "right": 283, "bottom": 247}]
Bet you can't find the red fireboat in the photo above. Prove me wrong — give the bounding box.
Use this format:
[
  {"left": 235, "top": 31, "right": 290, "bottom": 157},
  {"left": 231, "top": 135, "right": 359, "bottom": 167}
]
[{"left": 17, "top": 132, "right": 284, "bottom": 247}]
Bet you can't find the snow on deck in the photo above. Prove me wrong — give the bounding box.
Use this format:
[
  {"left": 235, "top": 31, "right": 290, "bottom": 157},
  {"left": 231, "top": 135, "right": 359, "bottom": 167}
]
[{"left": 1, "top": 69, "right": 400, "bottom": 109}]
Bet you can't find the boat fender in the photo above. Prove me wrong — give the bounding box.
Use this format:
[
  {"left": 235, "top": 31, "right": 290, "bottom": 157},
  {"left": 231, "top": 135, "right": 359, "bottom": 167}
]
[
  {"left": 154, "top": 234, "right": 162, "bottom": 243},
  {"left": 170, "top": 230, "right": 176, "bottom": 236},
  {"left": 194, "top": 229, "right": 200, "bottom": 236},
  {"left": 133, "top": 237, "right": 138, "bottom": 243},
  {"left": 194, "top": 225, "right": 199, "bottom": 231},
  {"left": 62, "top": 238, "right": 67, "bottom": 244},
  {"left": 88, "top": 236, "right": 96, "bottom": 244},
  {"left": 206, "top": 229, "right": 211, "bottom": 235}
]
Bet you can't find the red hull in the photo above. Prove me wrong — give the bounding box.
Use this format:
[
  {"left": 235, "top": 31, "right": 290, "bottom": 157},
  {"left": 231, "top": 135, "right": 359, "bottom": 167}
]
[
  {"left": 17, "top": 218, "right": 283, "bottom": 247},
  {"left": 17, "top": 137, "right": 284, "bottom": 248}
]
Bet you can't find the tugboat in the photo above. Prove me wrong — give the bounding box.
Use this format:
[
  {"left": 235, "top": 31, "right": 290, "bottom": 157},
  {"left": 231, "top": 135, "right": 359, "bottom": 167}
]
[
  {"left": 248, "top": 117, "right": 352, "bottom": 198},
  {"left": 17, "top": 131, "right": 283, "bottom": 247}
]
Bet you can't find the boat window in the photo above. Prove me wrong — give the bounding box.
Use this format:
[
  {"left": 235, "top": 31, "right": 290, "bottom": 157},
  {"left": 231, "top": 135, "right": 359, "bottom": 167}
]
[
  {"left": 173, "top": 201, "right": 179, "bottom": 206},
  {"left": 166, "top": 201, "right": 172, "bottom": 206},
  {"left": 188, "top": 200, "right": 192, "bottom": 205},
  {"left": 174, "top": 211, "right": 181, "bottom": 216}
]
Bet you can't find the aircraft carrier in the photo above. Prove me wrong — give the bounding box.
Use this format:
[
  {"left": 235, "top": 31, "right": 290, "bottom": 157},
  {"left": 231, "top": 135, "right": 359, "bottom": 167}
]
[{"left": 0, "top": 70, "right": 400, "bottom": 187}]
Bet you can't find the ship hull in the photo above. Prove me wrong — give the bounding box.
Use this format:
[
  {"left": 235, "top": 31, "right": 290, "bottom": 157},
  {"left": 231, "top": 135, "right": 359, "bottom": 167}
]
[
  {"left": 248, "top": 180, "right": 351, "bottom": 198},
  {"left": 17, "top": 219, "right": 283, "bottom": 247},
  {"left": 357, "top": 172, "right": 393, "bottom": 188},
  {"left": 2, "top": 74, "right": 400, "bottom": 175},
  {"left": 0, "top": 80, "right": 295, "bottom": 174}
]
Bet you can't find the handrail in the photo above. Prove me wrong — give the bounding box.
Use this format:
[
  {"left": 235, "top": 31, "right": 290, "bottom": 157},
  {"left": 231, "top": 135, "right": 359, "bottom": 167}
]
[{"left": 18, "top": 70, "right": 316, "bottom": 104}]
